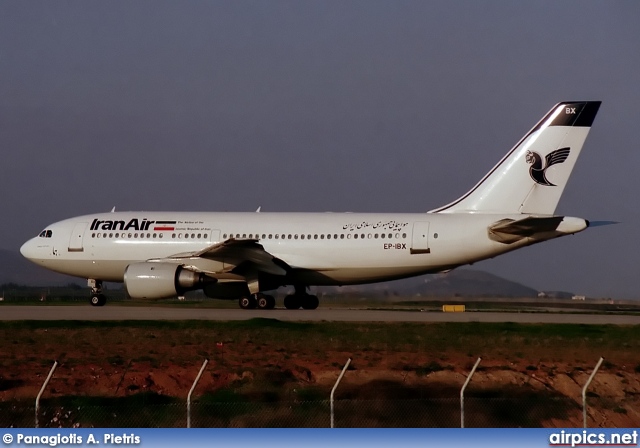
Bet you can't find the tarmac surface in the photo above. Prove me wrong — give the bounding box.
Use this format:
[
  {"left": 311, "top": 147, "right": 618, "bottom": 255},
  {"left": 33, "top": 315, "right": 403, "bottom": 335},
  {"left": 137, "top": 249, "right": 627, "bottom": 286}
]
[{"left": 1, "top": 306, "right": 640, "bottom": 324}]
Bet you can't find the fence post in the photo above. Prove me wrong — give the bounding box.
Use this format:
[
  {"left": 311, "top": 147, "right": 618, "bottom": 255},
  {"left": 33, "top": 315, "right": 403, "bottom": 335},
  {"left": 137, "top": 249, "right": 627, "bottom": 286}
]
[
  {"left": 460, "top": 357, "right": 481, "bottom": 428},
  {"left": 582, "top": 357, "right": 604, "bottom": 428},
  {"left": 35, "top": 361, "right": 58, "bottom": 428},
  {"left": 330, "top": 358, "right": 351, "bottom": 428},
  {"left": 187, "top": 359, "right": 208, "bottom": 428}
]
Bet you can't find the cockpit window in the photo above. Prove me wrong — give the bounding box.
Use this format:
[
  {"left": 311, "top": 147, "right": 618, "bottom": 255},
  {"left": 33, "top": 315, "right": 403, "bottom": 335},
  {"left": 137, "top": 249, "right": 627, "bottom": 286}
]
[{"left": 39, "top": 230, "right": 53, "bottom": 238}]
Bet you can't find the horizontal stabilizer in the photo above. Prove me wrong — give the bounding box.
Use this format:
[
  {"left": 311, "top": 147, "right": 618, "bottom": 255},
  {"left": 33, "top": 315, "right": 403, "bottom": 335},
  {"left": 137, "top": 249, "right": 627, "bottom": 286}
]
[
  {"left": 588, "top": 220, "right": 619, "bottom": 228},
  {"left": 489, "top": 216, "right": 587, "bottom": 244}
]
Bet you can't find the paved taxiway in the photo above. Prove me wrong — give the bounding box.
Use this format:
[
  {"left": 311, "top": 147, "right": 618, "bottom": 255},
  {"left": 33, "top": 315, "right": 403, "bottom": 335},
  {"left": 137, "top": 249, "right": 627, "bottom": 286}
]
[{"left": 1, "top": 306, "right": 640, "bottom": 324}]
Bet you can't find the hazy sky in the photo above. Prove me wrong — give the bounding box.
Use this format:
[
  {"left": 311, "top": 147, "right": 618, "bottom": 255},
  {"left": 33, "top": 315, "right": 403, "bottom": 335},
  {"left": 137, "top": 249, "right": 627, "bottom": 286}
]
[{"left": 1, "top": 1, "right": 639, "bottom": 298}]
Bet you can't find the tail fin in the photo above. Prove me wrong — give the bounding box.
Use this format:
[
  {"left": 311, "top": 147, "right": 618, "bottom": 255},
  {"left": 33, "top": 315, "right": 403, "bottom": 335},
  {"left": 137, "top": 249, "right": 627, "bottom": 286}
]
[{"left": 430, "top": 101, "right": 601, "bottom": 214}]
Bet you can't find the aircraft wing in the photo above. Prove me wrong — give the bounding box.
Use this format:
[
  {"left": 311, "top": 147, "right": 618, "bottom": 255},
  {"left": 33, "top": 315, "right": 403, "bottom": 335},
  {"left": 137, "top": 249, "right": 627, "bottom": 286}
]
[{"left": 163, "top": 238, "right": 288, "bottom": 276}]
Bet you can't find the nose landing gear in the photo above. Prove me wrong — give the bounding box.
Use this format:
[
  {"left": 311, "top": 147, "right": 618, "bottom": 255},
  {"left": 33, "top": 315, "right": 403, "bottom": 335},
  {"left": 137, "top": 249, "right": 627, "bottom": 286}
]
[{"left": 88, "top": 279, "right": 106, "bottom": 307}]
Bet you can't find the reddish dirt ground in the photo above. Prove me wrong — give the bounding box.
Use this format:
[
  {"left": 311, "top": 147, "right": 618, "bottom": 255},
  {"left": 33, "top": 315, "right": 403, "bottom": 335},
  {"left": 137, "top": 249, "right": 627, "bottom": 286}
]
[
  {"left": 2, "top": 321, "right": 640, "bottom": 427},
  {"left": 2, "top": 349, "right": 640, "bottom": 427}
]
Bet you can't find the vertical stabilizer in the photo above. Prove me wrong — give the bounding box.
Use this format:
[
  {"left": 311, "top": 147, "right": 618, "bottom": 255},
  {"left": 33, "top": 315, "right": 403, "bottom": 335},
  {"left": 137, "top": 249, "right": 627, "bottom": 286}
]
[{"left": 430, "top": 101, "right": 601, "bottom": 215}]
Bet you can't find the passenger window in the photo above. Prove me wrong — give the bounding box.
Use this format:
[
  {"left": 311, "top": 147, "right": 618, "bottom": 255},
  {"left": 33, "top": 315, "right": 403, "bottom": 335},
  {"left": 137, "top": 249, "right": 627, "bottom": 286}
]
[
  {"left": 275, "top": 234, "right": 279, "bottom": 239},
  {"left": 153, "top": 234, "right": 157, "bottom": 238},
  {"left": 340, "top": 234, "right": 344, "bottom": 239},
  {"left": 197, "top": 234, "right": 201, "bottom": 239},
  {"left": 381, "top": 234, "right": 385, "bottom": 239},
  {"left": 327, "top": 234, "right": 331, "bottom": 239},
  {"left": 204, "top": 234, "right": 208, "bottom": 239},
  {"left": 402, "top": 233, "right": 407, "bottom": 238},
  {"left": 159, "top": 233, "right": 164, "bottom": 238},
  {"left": 354, "top": 234, "right": 358, "bottom": 239}
]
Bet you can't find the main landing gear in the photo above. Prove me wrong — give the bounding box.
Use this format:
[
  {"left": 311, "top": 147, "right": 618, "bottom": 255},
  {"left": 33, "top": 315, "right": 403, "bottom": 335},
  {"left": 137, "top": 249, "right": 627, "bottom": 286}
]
[
  {"left": 284, "top": 285, "right": 319, "bottom": 310},
  {"left": 237, "top": 288, "right": 319, "bottom": 310},
  {"left": 283, "top": 293, "right": 319, "bottom": 310},
  {"left": 239, "top": 293, "right": 276, "bottom": 310},
  {"left": 89, "top": 279, "right": 106, "bottom": 307}
]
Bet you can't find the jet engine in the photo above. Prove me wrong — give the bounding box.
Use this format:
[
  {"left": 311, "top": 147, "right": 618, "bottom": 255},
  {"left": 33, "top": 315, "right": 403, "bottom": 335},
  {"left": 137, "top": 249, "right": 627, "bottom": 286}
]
[{"left": 124, "top": 262, "right": 208, "bottom": 299}]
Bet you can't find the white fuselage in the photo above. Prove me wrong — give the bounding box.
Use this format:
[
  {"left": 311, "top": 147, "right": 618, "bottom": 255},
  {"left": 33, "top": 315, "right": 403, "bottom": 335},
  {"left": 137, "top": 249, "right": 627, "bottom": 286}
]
[{"left": 20, "top": 211, "right": 558, "bottom": 286}]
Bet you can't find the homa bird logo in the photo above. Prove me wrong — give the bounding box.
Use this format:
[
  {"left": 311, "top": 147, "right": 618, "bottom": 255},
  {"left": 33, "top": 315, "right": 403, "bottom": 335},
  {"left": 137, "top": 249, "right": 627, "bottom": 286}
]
[
  {"left": 90, "top": 218, "right": 176, "bottom": 232},
  {"left": 525, "top": 147, "right": 571, "bottom": 186}
]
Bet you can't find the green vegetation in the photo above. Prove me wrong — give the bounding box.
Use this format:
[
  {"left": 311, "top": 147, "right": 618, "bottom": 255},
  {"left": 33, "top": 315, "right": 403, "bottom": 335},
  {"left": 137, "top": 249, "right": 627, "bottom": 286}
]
[{"left": 1, "top": 320, "right": 639, "bottom": 359}]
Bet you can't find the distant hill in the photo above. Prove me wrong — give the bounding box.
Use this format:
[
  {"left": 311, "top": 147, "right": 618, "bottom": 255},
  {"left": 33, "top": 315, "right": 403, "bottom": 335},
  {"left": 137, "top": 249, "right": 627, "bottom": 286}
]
[
  {"left": 321, "top": 269, "right": 547, "bottom": 298},
  {"left": 0, "top": 249, "right": 81, "bottom": 286},
  {"left": 415, "top": 269, "right": 541, "bottom": 298}
]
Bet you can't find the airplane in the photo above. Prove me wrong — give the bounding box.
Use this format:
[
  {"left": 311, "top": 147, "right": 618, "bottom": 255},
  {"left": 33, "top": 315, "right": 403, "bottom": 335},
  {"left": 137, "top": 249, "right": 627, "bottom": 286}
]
[{"left": 20, "top": 101, "right": 603, "bottom": 309}]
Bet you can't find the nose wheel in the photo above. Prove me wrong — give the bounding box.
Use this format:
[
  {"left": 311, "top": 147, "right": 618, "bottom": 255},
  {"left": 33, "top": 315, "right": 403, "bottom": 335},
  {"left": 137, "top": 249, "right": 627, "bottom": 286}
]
[{"left": 90, "top": 294, "right": 107, "bottom": 307}]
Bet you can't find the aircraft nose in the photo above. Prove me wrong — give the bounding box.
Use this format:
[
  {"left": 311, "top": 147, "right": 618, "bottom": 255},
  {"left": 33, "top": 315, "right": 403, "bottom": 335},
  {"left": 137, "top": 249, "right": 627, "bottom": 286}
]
[{"left": 20, "top": 239, "right": 37, "bottom": 260}]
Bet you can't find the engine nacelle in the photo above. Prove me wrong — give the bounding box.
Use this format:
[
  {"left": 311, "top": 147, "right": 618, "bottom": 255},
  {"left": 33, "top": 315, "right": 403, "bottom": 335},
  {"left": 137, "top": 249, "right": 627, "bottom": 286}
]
[{"left": 124, "top": 262, "right": 207, "bottom": 299}]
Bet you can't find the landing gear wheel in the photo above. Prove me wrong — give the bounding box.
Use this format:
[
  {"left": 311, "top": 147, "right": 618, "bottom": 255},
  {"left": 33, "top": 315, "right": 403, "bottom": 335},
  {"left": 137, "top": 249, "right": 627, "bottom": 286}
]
[
  {"left": 239, "top": 296, "right": 257, "bottom": 309},
  {"left": 90, "top": 294, "right": 106, "bottom": 307},
  {"left": 266, "top": 295, "right": 276, "bottom": 309},
  {"left": 256, "top": 294, "right": 276, "bottom": 310},
  {"left": 284, "top": 294, "right": 301, "bottom": 310},
  {"left": 256, "top": 294, "right": 268, "bottom": 309},
  {"left": 301, "top": 294, "right": 319, "bottom": 310}
]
